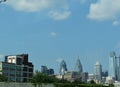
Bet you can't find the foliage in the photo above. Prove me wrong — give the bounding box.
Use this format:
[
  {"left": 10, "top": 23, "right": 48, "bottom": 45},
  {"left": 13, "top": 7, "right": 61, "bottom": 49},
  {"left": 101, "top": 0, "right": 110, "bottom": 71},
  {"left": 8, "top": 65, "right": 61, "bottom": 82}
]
[
  {"left": 109, "top": 84, "right": 114, "bottom": 87},
  {"left": 31, "top": 70, "right": 109, "bottom": 87},
  {"left": 54, "top": 83, "right": 105, "bottom": 87},
  {"left": 72, "top": 79, "right": 85, "bottom": 84},
  {"left": 89, "top": 80, "right": 96, "bottom": 84},
  {"left": 31, "top": 70, "right": 59, "bottom": 86},
  {"left": 0, "top": 75, "right": 8, "bottom": 82}
]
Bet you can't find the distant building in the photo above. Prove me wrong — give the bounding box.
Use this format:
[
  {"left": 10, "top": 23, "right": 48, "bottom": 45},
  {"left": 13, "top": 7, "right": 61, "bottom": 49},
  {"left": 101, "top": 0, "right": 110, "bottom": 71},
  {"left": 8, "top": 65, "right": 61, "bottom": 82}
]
[
  {"left": 109, "top": 51, "right": 120, "bottom": 81},
  {"left": 94, "top": 61, "right": 102, "bottom": 82},
  {"left": 106, "top": 76, "right": 115, "bottom": 84},
  {"left": 41, "top": 65, "right": 54, "bottom": 75},
  {"left": 59, "top": 60, "right": 67, "bottom": 76},
  {"left": 81, "top": 72, "right": 88, "bottom": 83},
  {"left": 41, "top": 66, "right": 48, "bottom": 74},
  {"left": 64, "top": 71, "right": 81, "bottom": 82},
  {"left": 88, "top": 74, "right": 94, "bottom": 81},
  {"left": 0, "top": 54, "right": 34, "bottom": 82},
  {"left": 102, "top": 70, "right": 108, "bottom": 77},
  {"left": 47, "top": 68, "right": 54, "bottom": 75},
  {"left": 109, "top": 51, "right": 116, "bottom": 80},
  {"left": 74, "top": 58, "right": 83, "bottom": 74}
]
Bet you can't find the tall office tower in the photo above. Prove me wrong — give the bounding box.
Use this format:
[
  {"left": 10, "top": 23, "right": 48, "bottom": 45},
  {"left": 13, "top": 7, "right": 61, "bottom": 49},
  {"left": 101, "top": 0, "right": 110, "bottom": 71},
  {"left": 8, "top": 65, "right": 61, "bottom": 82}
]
[
  {"left": 74, "top": 58, "right": 83, "bottom": 74},
  {"left": 109, "top": 51, "right": 117, "bottom": 80},
  {"left": 94, "top": 61, "right": 102, "bottom": 82},
  {"left": 109, "top": 51, "right": 120, "bottom": 81},
  {"left": 59, "top": 60, "right": 67, "bottom": 75},
  {"left": 41, "top": 65, "right": 48, "bottom": 74},
  {"left": 117, "top": 55, "right": 120, "bottom": 81}
]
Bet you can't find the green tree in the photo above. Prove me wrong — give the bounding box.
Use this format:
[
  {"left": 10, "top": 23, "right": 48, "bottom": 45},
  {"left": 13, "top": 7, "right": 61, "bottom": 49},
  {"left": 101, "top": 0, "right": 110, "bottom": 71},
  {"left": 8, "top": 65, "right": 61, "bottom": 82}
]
[
  {"left": 0, "top": 75, "right": 8, "bottom": 82},
  {"left": 31, "top": 70, "right": 59, "bottom": 87},
  {"left": 89, "top": 80, "right": 96, "bottom": 84}
]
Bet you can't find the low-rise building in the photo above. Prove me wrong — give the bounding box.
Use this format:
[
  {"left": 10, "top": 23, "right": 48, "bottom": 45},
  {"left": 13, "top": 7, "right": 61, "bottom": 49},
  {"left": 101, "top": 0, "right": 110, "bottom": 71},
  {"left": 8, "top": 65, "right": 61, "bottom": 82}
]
[
  {"left": 0, "top": 54, "right": 34, "bottom": 82},
  {"left": 81, "top": 72, "right": 88, "bottom": 83},
  {"left": 87, "top": 74, "right": 94, "bottom": 82},
  {"left": 41, "top": 65, "right": 54, "bottom": 75},
  {"left": 64, "top": 71, "right": 81, "bottom": 82}
]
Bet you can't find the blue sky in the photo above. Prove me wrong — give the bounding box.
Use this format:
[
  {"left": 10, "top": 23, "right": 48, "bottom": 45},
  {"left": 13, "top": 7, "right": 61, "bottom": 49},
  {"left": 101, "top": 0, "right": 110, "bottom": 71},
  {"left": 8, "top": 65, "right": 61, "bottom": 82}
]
[{"left": 0, "top": 0, "right": 120, "bottom": 74}]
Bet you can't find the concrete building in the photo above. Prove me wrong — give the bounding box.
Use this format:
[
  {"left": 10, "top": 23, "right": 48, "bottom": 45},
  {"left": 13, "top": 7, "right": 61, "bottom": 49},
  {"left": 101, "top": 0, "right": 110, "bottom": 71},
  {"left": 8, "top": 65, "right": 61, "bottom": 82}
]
[
  {"left": 64, "top": 71, "right": 81, "bottom": 82},
  {"left": 94, "top": 61, "right": 102, "bottom": 82},
  {"left": 88, "top": 74, "right": 94, "bottom": 82},
  {"left": 80, "top": 72, "right": 88, "bottom": 83},
  {"left": 0, "top": 54, "right": 34, "bottom": 82}
]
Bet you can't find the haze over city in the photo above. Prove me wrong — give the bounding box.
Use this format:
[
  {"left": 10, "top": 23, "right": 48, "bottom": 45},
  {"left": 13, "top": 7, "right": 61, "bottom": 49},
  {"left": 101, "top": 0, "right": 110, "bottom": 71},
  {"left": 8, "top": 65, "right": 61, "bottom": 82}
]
[{"left": 0, "top": 0, "right": 120, "bottom": 74}]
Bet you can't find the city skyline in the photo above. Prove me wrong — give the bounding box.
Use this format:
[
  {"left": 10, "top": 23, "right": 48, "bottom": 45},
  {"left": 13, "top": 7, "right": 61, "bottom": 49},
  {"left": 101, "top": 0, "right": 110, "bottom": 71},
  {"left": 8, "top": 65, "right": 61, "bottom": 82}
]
[{"left": 0, "top": 0, "right": 120, "bottom": 74}]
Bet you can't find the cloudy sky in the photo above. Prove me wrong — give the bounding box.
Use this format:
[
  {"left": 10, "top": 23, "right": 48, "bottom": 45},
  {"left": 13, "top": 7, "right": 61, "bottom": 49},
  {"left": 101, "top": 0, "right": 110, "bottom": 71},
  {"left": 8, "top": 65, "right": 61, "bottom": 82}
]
[{"left": 0, "top": 0, "right": 120, "bottom": 73}]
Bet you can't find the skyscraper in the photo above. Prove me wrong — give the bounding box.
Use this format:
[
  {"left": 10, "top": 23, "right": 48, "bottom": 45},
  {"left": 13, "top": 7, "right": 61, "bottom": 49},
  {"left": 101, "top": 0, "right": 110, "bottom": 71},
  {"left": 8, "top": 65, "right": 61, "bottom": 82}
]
[
  {"left": 74, "top": 58, "right": 83, "bottom": 74},
  {"left": 94, "top": 61, "right": 102, "bottom": 82},
  {"left": 109, "top": 51, "right": 120, "bottom": 81},
  {"left": 59, "top": 60, "right": 67, "bottom": 75},
  {"left": 117, "top": 55, "right": 120, "bottom": 81},
  {"left": 41, "top": 65, "right": 48, "bottom": 74},
  {"left": 109, "top": 51, "right": 117, "bottom": 80}
]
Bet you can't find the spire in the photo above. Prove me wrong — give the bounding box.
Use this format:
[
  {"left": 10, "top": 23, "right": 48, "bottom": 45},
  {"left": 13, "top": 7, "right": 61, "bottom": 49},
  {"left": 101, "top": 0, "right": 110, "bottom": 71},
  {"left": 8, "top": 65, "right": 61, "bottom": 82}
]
[
  {"left": 59, "top": 60, "right": 67, "bottom": 75},
  {"left": 74, "top": 57, "right": 83, "bottom": 74}
]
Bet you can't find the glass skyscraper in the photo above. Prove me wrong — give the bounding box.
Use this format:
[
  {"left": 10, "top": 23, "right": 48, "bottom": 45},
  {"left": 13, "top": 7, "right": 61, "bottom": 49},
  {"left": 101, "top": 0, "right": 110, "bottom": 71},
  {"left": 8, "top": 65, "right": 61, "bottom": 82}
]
[
  {"left": 109, "top": 51, "right": 116, "bottom": 80},
  {"left": 108, "top": 51, "right": 120, "bottom": 80},
  {"left": 59, "top": 60, "right": 67, "bottom": 75},
  {"left": 74, "top": 58, "right": 83, "bottom": 74}
]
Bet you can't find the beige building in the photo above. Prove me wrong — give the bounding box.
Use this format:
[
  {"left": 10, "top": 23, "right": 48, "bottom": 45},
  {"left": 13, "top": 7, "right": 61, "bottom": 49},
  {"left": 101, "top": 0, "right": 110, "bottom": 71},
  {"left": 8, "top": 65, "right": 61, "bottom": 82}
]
[{"left": 64, "top": 71, "right": 81, "bottom": 82}]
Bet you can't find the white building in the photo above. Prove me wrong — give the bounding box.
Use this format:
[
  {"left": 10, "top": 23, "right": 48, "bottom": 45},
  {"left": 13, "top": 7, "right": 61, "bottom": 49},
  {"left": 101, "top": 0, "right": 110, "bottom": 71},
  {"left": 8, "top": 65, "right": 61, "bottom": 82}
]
[{"left": 94, "top": 61, "right": 102, "bottom": 82}]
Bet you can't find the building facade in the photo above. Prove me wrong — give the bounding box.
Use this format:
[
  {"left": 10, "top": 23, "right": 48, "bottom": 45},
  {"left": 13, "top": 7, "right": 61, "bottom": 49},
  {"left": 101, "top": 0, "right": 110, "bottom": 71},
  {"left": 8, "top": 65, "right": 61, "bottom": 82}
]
[
  {"left": 109, "top": 51, "right": 120, "bottom": 81},
  {"left": 94, "top": 61, "right": 102, "bottom": 82},
  {"left": 0, "top": 54, "right": 33, "bottom": 82},
  {"left": 41, "top": 66, "right": 48, "bottom": 74},
  {"left": 64, "top": 71, "right": 81, "bottom": 82},
  {"left": 80, "top": 72, "right": 88, "bottom": 83}
]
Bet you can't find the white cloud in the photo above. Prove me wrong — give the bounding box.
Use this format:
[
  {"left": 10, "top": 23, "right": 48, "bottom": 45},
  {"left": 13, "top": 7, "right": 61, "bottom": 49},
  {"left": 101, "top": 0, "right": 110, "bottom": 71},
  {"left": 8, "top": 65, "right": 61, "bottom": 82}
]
[
  {"left": 88, "top": 0, "right": 120, "bottom": 21},
  {"left": 6, "top": 0, "right": 71, "bottom": 20},
  {"left": 48, "top": 10, "right": 71, "bottom": 20},
  {"left": 50, "top": 32, "right": 57, "bottom": 37},
  {"left": 112, "top": 20, "right": 119, "bottom": 26},
  {"left": 6, "top": 0, "right": 64, "bottom": 12}
]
